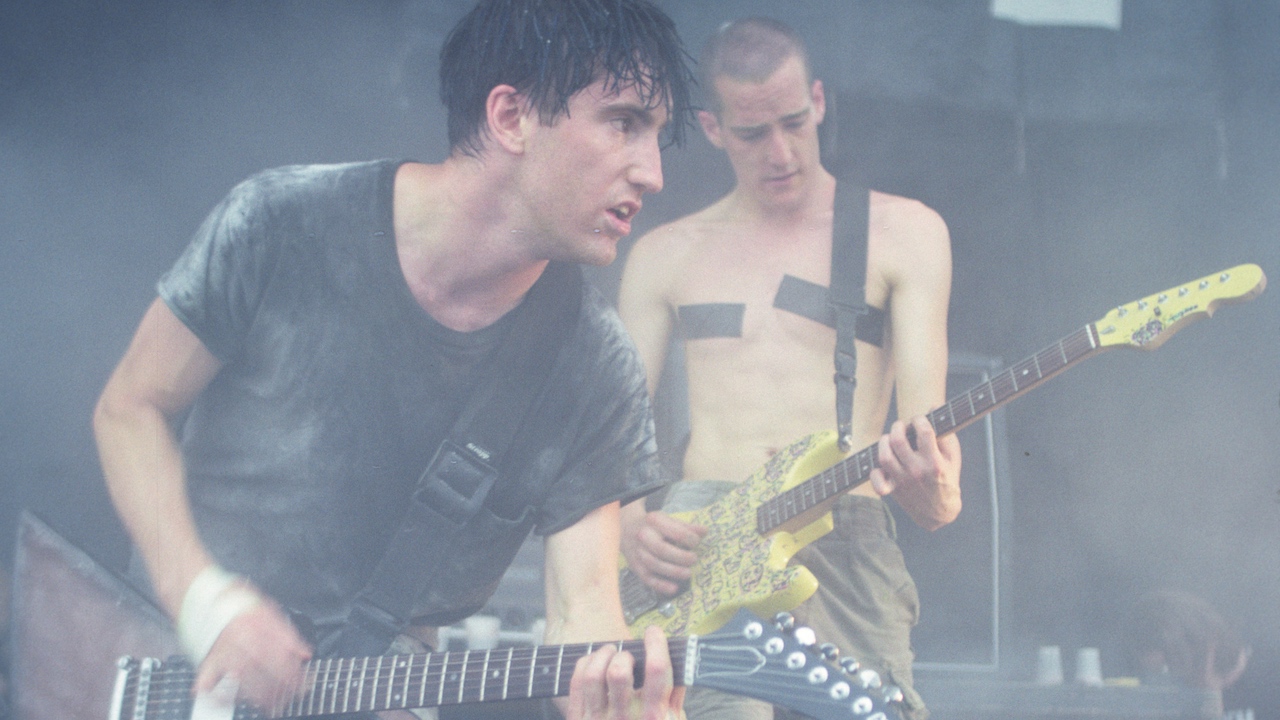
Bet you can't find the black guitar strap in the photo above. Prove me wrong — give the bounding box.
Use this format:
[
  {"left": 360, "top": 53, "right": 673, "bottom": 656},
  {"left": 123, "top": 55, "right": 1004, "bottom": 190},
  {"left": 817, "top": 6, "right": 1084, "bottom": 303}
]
[
  {"left": 830, "top": 181, "right": 869, "bottom": 452},
  {"left": 322, "top": 261, "right": 583, "bottom": 657}
]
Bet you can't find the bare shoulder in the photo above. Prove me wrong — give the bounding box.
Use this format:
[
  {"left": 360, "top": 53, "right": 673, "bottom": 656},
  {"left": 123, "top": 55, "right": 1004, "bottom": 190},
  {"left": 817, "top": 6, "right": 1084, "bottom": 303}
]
[
  {"left": 869, "top": 190, "right": 950, "bottom": 280},
  {"left": 626, "top": 197, "right": 735, "bottom": 274}
]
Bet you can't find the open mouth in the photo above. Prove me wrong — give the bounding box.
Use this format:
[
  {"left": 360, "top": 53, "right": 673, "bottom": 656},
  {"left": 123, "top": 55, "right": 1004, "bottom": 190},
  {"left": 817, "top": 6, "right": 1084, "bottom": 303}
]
[{"left": 610, "top": 204, "right": 638, "bottom": 222}]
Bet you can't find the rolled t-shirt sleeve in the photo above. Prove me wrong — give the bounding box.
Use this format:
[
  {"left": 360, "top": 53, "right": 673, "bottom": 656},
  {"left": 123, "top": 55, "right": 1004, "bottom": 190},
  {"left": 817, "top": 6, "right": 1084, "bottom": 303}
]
[
  {"left": 531, "top": 296, "right": 666, "bottom": 536},
  {"left": 158, "top": 170, "right": 288, "bottom": 362}
]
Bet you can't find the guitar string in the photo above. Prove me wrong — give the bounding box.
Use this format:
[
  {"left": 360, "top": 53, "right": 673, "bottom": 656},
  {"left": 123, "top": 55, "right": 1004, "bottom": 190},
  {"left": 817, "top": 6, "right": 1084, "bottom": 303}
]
[
  {"left": 130, "top": 637, "right": 710, "bottom": 717},
  {"left": 758, "top": 326, "right": 1099, "bottom": 533}
]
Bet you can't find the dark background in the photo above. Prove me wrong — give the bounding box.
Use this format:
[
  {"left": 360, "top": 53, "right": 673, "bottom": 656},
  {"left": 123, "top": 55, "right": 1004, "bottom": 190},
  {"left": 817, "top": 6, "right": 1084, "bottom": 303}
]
[{"left": 2, "top": 0, "right": 1277, "bottom": 715}]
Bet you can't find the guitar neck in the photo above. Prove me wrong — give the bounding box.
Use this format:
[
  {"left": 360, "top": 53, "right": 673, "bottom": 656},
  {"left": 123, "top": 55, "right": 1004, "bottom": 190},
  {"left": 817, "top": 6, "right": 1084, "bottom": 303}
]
[
  {"left": 293, "top": 640, "right": 680, "bottom": 717},
  {"left": 757, "top": 324, "right": 1103, "bottom": 534},
  {"left": 135, "top": 640, "right": 683, "bottom": 719}
]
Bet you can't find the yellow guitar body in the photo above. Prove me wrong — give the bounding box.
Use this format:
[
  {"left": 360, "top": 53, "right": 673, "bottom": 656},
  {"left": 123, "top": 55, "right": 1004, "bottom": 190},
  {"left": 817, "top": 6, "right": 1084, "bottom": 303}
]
[
  {"left": 623, "top": 430, "right": 850, "bottom": 637},
  {"left": 621, "top": 264, "right": 1267, "bottom": 639}
]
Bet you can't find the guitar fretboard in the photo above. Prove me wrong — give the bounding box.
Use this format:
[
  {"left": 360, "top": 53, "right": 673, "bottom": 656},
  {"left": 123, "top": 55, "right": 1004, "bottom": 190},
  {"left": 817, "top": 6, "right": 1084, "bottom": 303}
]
[
  {"left": 756, "top": 324, "right": 1101, "bottom": 534},
  {"left": 123, "top": 639, "right": 686, "bottom": 719}
]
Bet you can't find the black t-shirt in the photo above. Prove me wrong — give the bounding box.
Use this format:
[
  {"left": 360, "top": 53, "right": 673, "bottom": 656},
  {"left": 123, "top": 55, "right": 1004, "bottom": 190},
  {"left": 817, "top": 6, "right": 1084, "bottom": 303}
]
[{"left": 158, "top": 160, "right": 662, "bottom": 628}]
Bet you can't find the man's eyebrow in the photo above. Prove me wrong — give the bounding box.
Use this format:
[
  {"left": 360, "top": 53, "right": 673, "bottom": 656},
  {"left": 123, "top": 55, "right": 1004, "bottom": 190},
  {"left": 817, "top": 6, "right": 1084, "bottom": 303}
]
[
  {"left": 729, "top": 106, "right": 812, "bottom": 134},
  {"left": 604, "top": 101, "right": 667, "bottom": 129}
]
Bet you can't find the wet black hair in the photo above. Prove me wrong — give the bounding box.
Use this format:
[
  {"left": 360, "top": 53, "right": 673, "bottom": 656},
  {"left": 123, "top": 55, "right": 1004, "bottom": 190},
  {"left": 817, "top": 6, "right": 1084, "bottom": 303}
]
[{"left": 440, "top": 0, "right": 696, "bottom": 156}]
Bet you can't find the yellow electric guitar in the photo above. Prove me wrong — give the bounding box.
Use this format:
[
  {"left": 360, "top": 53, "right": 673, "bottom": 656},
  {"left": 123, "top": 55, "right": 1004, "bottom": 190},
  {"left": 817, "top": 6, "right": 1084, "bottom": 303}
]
[{"left": 621, "top": 264, "right": 1266, "bottom": 636}]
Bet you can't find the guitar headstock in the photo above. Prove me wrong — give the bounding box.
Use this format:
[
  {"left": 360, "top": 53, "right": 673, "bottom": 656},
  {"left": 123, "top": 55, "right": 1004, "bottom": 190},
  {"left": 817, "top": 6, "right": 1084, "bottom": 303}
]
[
  {"left": 687, "top": 609, "right": 900, "bottom": 720},
  {"left": 1095, "top": 264, "right": 1265, "bottom": 350}
]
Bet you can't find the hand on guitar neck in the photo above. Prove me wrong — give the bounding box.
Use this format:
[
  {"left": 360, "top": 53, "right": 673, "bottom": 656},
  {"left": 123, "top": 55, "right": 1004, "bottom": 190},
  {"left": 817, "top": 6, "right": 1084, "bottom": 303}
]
[
  {"left": 619, "top": 411, "right": 960, "bottom": 600},
  {"left": 617, "top": 265, "right": 1265, "bottom": 639},
  {"left": 110, "top": 609, "right": 903, "bottom": 720},
  {"left": 870, "top": 415, "right": 962, "bottom": 532}
]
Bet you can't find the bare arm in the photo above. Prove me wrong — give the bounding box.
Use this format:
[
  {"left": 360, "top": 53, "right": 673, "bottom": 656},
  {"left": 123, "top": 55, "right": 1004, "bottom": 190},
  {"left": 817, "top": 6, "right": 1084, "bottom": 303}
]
[
  {"left": 616, "top": 232, "right": 705, "bottom": 595},
  {"left": 868, "top": 199, "right": 962, "bottom": 530},
  {"left": 93, "top": 298, "right": 311, "bottom": 706},
  {"left": 545, "top": 502, "right": 684, "bottom": 719}
]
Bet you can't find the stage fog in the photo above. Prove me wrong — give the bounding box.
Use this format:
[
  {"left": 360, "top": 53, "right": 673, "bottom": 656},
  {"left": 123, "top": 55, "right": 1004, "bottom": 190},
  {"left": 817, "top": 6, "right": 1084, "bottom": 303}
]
[{"left": 2, "top": 1, "right": 1277, "bottom": 717}]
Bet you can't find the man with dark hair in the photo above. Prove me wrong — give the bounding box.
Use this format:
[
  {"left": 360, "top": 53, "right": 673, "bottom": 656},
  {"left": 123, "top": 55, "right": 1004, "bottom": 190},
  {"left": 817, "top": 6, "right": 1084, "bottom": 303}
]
[
  {"left": 92, "top": 0, "right": 694, "bottom": 717},
  {"left": 619, "top": 16, "right": 960, "bottom": 720}
]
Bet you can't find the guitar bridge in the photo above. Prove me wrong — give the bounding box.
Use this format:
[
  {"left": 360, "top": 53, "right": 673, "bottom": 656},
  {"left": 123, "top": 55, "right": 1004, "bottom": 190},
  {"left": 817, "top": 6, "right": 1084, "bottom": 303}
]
[{"left": 619, "top": 567, "right": 661, "bottom": 623}]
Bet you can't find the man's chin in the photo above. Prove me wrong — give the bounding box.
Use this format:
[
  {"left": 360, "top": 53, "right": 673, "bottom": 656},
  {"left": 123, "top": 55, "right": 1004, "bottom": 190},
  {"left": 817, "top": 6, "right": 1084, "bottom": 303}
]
[
  {"left": 553, "top": 240, "right": 619, "bottom": 267},
  {"left": 580, "top": 245, "right": 620, "bottom": 267}
]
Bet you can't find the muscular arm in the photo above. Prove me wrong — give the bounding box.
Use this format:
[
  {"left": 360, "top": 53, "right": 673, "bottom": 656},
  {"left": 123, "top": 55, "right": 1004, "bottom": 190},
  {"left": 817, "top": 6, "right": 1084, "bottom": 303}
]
[
  {"left": 544, "top": 502, "right": 683, "bottom": 719},
  {"left": 872, "top": 198, "right": 962, "bottom": 530},
  {"left": 616, "top": 231, "right": 705, "bottom": 595},
  {"left": 93, "top": 298, "right": 311, "bottom": 707}
]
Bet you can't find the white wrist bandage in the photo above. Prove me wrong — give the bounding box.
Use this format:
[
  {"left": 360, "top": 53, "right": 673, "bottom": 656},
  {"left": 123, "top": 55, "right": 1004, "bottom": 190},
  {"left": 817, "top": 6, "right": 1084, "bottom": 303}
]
[{"left": 178, "top": 565, "right": 262, "bottom": 665}]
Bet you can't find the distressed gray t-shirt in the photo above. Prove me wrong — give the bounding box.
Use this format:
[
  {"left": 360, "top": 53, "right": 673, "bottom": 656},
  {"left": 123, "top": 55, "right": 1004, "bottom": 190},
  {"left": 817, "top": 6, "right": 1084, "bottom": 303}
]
[{"left": 158, "top": 159, "right": 662, "bottom": 630}]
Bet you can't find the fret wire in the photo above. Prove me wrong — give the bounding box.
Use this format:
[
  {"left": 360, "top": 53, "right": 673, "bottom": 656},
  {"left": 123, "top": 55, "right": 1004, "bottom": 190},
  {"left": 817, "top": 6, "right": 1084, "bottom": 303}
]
[
  {"left": 457, "top": 650, "right": 470, "bottom": 704},
  {"left": 320, "top": 657, "right": 332, "bottom": 714},
  {"left": 437, "top": 651, "right": 449, "bottom": 708},
  {"left": 335, "top": 656, "right": 345, "bottom": 713},
  {"left": 503, "top": 647, "right": 514, "bottom": 700},
  {"left": 554, "top": 644, "right": 566, "bottom": 697},
  {"left": 348, "top": 656, "right": 361, "bottom": 714},
  {"left": 946, "top": 394, "right": 961, "bottom": 427},
  {"left": 325, "top": 657, "right": 337, "bottom": 715},
  {"left": 474, "top": 650, "right": 498, "bottom": 701},
  {"left": 386, "top": 655, "right": 401, "bottom": 710},
  {"left": 526, "top": 647, "right": 537, "bottom": 699},
  {"left": 401, "top": 655, "right": 413, "bottom": 708},
  {"left": 356, "top": 656, "right": 369, "bottom": 713},
  {"left": 415, "top": 652, "right": 429, "bottom": 709},
  {"left": 304, "top": 660, "right": 317, "bottom": 715},
  {"left": 333, "top": 657, "right": 345, "bottom": 715}
]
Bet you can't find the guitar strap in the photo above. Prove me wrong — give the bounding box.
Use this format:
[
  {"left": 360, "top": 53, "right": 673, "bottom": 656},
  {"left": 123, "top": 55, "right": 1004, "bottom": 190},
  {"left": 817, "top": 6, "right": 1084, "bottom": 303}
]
[
  {"left": 322, "top": 261, "right": 583, "bottom": 657},
  {"left": 830, "top": 181, "right": 869, "bottom": 452}
]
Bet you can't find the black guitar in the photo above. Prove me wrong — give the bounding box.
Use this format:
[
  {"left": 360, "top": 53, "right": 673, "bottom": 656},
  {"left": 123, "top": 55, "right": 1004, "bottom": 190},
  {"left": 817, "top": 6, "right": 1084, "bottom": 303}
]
[{"left": 109, "top": 609, "right": 900, "bottom": 720}]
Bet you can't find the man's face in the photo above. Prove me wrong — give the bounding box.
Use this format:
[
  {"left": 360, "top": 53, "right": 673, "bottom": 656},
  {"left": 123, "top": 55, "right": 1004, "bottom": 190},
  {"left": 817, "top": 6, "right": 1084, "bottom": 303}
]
[
  {"left": 518, "top": 78, "right": 668, "bottom": 266},
  {"left": 700, "top": 55, "right": 826, "bottom": 211}
]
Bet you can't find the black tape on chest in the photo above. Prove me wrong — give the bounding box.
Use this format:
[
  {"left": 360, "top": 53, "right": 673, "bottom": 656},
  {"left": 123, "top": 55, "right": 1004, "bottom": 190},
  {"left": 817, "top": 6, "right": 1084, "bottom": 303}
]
[
  {"left": 677, "top": 302, "right": 745, "bottom": 339},
  {"left": 773, "top": 274, "right": 886, "bottom": 347}
]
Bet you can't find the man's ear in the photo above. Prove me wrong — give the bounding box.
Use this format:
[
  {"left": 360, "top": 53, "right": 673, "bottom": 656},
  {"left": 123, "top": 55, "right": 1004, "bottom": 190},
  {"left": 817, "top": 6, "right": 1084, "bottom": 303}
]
[
  {"left": 697, "top": 109, "right": 724, "bottom": 149},
  {"left": 486, "top": 84, "right": 530, "bottom": 154},
  {"left": 811, "top": 78, "right": 827, "bottom": 125}
]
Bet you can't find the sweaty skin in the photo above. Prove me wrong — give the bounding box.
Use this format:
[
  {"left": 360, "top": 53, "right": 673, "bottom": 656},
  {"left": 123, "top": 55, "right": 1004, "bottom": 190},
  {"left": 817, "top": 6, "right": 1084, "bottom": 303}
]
[{"left": 617, "top": 54, "right": 961, "bottom": 598}]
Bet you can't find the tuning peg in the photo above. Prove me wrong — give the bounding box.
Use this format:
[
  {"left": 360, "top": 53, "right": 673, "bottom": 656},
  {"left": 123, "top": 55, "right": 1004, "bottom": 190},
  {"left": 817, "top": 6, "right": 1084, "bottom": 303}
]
[
  {"left": 773, "top": 612, "right": 795, "bottom": 632},
  {"left": 882, "top": 685, "right": 904, "bottom": 704},
  {"left": 858, "top": 668, "right": 882, "bottom": 690},
  {"left": 793, "top": 625, "right": 817, "bottom": 647},
  {"left": 839, "top": 657, "right": 861, "bottom": 676},
  {"left": 851, "top": 695, "right": 875, "bottom": 716},
  {"left": 819, "top": 642, "right": 840, "bottom": 661}
]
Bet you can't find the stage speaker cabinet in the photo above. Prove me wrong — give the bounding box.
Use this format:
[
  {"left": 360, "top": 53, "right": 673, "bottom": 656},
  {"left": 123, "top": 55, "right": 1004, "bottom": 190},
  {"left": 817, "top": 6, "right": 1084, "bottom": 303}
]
[{"left": 892, "top": 352, "right": 1012, "bottom": 675}]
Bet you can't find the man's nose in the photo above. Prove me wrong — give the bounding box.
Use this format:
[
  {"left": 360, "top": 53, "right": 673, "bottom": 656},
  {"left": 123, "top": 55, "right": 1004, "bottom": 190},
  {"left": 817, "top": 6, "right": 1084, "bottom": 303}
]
[
  {"left": 764, "top": 128, "right": 793, "bottom": 168},
  {"left": 631, "top": 138, "right": 664, "bottom": 194}
]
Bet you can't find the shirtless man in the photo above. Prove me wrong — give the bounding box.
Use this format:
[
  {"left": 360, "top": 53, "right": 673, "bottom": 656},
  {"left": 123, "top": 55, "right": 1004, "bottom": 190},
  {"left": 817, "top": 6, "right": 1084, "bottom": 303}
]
[{"left": 618, "top": 17, "right": 961, "bottom": 720}]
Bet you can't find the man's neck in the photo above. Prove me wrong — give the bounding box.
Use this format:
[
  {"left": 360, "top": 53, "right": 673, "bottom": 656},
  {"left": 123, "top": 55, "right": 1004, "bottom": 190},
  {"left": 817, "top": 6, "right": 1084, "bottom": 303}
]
[
  {"left": 735, "top": 168, "right": 836, "bottom": 233},
  {"left": 392, "top": 159, "right": 549, "bottom": 332}
]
